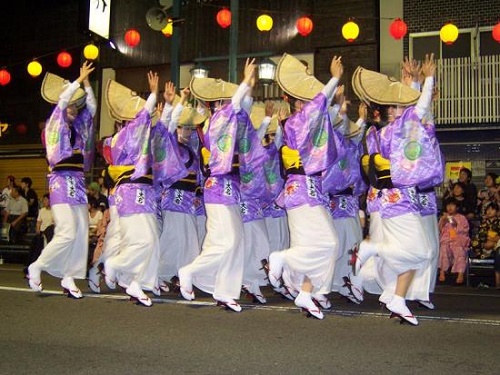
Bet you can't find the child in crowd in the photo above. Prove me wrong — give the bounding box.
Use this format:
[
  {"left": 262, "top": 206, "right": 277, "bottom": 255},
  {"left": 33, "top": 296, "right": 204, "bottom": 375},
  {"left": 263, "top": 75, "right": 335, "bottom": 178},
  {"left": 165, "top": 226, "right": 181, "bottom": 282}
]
[
  {"left": 438, "top": 198, "right": 470, "bottom": 285},
  {"left": 471, "top": 202, "right": 500, "bottom": 259}
]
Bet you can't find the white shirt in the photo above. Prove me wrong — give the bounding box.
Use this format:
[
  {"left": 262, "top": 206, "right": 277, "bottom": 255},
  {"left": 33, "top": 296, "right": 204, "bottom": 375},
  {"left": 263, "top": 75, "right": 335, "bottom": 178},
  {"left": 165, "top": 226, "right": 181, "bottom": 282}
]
[{"left": 37, "top": 207, "right": 55, "bottom": 232}]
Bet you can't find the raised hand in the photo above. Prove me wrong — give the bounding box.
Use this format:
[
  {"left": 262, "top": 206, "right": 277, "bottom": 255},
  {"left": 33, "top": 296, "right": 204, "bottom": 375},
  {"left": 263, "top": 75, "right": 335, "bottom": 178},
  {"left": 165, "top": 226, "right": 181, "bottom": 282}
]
[
  {"left": 243, "top": 58, "right": 256, "bottom": 85},
  {"left": 264, "top": 100, "right": 274, "bottom": 117},
  {"left": 156, "top": 102, "right": 163, "bottom": 115},
  {"left": 163, "top": 81, "right": 176, "bottom": 105},
  {"left": 358, "top": 102, "right": 368, "bottom": 121},
  {"left": 421, "top": 53, "right": 436, "bottom": 78},
  {"left": 277, "top": 106, "right": 288, "bottom": 122},
  {"left": 180, "top": 87, "right": 190, "bottom": 105},
  {"left": 334, "top": 85, "right": 345, "bottom": 105},
  {"left": 147, "top": 71, "right": 159, "bottom": 95},
  {"left": 78, "top": 61, "right": 95, "bottom": 85},
  {"left": 330, "top": 56, "right": 343, "bottom": 79}
]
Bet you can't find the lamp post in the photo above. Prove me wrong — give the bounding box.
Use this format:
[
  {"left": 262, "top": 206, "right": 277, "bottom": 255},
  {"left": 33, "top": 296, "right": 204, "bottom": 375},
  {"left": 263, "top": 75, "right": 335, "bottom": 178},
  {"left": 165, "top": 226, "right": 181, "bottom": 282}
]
[
  {"left": 190, "top": 62, "right": 210, "bottom": 78},
  {"left": 228, "top": 0, "right": 239, "bottom": 83}
]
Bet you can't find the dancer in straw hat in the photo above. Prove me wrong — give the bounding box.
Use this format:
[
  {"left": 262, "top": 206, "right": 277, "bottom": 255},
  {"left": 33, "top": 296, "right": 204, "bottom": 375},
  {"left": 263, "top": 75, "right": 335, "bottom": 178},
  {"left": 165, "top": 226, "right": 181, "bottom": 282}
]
[
  {"left": 102, "top": 71, "right": 161, "bottom": 307},
  {"left": 351, "top": 54, "right": 440, "bottom": 325},
  {"left": 266, "top": 54, "right": 344, "bottom": 320},
  {"left": 28, "top": 61, "right": 96, "bottom": 298},
  {"left": 178, "top": 59, "right": 257, "bottom": 312},
  {"left": 155, "top": 83, "right": 207, "bottom": 293}
]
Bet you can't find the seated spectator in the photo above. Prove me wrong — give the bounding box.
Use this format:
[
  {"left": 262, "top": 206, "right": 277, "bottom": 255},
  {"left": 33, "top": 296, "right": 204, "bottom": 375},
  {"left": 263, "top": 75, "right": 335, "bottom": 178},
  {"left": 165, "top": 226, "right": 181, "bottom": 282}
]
[
  {"left": 495, "top": 241, "right": 500, "bottom": 289},
  {"left": 20, "top": 177, "right": 39, "bottom": 220},
  {"left": 444, "top": 182, "right": 476, "bottom": 218},
  {"left": 97, "top": 175, "right": 109, "bottom": 197},
  {"left": 0, "top": 175, "right": 16, "bottom": 230},
  {"left": 438, "top": 198, "right": 470, "bottom": 285},
  {"left": 458, "top": 167, "right": 478, "bottom": 220},
  {"left": 24, "top": 194, "right": 55, "bottom": 276},
  {"left": 2, "top": 186, "right": 28, "bottom": 243},
  {"left": 471, "top": 202, "right": 500, "bottom": 259},
  {"left": 477, "top": 172, "right": 498, "bottom": 217},
  {"left": 88, "top": 182, "right": 108, "bottom": 212}
]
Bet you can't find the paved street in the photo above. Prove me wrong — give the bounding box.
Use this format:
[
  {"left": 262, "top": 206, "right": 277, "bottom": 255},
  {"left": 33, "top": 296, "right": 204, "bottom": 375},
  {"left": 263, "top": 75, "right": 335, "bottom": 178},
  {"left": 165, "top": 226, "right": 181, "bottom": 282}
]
[{"left": 0, "top": 263, "right": 499, "bottom": 375}]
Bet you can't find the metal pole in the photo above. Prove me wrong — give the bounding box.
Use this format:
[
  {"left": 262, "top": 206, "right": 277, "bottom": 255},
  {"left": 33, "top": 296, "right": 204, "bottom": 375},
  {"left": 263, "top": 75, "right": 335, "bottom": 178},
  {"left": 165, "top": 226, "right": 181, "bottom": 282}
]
[
  {"left": 171, "top": 0, "right": 181, "bottom": 87},
  {"left": 228, "top": 0, "right": 239, "bottom": 83}
]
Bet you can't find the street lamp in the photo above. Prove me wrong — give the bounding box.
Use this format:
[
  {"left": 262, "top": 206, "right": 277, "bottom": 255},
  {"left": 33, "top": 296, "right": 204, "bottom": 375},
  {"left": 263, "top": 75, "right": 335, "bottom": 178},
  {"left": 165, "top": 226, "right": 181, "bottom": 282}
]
[
  {"left": 258, "top": 57, "right": 276, "bottom": 85},
  {"left": 190, "top": 62, "right": 210, "bottom": 78}
]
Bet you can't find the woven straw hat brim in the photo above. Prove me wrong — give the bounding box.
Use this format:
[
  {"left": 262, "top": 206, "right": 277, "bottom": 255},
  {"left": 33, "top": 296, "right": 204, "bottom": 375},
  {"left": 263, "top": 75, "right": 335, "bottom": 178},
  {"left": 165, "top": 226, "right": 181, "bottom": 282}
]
[
  {"left": 189, "top": 77, "right": 239, "bottom": 101},
  {"left": 345, "top": 120, "right": 361, "bottom": 138},
  {"left": 276, "top": 53, "right": 324, "bottom": 101},
  {"left": 352, "top": 66, "right": 420, "bottom": 106},
  {"left": 106, "top": 79, "right": 155, "bottom": 122},
  {"left": 179, "top": 104, "right": 209, "bottom": 127},
  {"left": 41, "top": 72, "right": 86, "bottom": 107},
  {"left": 249, "top": 101, "right": 289, "bottom": 133}
]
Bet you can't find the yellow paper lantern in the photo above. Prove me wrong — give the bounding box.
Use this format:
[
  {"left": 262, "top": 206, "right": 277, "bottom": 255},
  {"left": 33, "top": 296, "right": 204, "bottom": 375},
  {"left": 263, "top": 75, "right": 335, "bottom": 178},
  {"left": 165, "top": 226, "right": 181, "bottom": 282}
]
[
  {"left": 440, "top": 22, "right": 459, "bottom": 45},
  {"left": 256, "top": 14, "right": 273, "bottom": 32},
  {"left": 84, "top": 44, "right": 99, "bottom": 60},
  {"left": 162, "top": 19, "right": 173, "bottom": 37},
  {"left": 27, "top": 60, "right": 42, "bottom": 77},
  {"left": 342, "top": 20, "right": 359, "bottom": 42}
]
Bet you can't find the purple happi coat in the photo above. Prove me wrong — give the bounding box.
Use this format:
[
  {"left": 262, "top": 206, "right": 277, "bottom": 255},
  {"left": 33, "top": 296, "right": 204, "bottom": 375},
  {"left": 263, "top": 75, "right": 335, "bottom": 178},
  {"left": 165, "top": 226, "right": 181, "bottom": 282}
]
[
  {"left": 276, "top": 93, "right": 338, "bottom": 210},
  {"left": 111, "top": 109, "right": 156, "bottom": 216},
  {"left": 390, "top": 106, "right": 444, "bottom": 190},
  {"left": 45, "top": 106, "right": 94, "bottom": 205}
]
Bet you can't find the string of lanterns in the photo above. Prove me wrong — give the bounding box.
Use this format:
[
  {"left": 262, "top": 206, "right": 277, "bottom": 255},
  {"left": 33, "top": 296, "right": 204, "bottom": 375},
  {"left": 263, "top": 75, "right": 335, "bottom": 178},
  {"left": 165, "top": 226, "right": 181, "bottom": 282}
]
[{"left": 1, "top": 6, "right": 500, "bottom": 87}]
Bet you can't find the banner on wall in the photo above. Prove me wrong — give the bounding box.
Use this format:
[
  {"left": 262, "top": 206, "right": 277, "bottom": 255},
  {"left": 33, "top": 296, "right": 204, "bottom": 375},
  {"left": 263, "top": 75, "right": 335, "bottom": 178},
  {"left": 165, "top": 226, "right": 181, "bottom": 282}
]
[{"left": 445, "top": 161, "right": 472, "bottom": 181}]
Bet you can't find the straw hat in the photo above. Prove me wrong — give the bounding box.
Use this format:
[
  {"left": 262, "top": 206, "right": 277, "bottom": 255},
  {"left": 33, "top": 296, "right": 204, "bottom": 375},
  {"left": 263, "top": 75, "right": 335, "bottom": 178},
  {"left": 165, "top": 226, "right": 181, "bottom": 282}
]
[
  {"left": 352, "top": 66, "right": 420, "bottom": 106},
  {"left": 105, "top": 79, "right": 150, "bottom": 122},
  {"left": 189, "top": 77, "right": 238, "bottom": 101},
  {"left": 249, "top": 101, "right": 290, "bottom": 133},
  {"left": 332, "top": 115, "right": 361, "bottom": 139},
  {"left": 41, "top": 72, "right": 86, "bottom": 107},
  {"left": 276, "top": 53, "right": 324, "bottom": 101},
  {"left": 179, "top": 103, "right": 209, "bottom": 127}
]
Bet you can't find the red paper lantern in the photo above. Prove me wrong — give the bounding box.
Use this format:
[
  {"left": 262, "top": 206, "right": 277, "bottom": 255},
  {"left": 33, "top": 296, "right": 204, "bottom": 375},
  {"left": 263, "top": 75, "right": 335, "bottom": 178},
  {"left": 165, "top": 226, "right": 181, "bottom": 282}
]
[
  {"left": 15, "top": 123, "right": 27, "bottom": 136},
  {"left": 493, "top": 22, "right": 500, "bottom": 42},
  {"left": 0, "top": 69, "right": 11, "bottom": 86},
  {"left": 389, "top": 18, "right": 407, "bottom": 40},
  {"left": 124, "top": 29, "right": 141, "bottom": 47},
  {"left": 57, "top": 52, "right": 72, "bottom": 68},
  {"left": 216, "top": 8, "right": 231, "bottom": 28},
  {"left": 296, "top": 16, "right": 313, "bottom": 37}
]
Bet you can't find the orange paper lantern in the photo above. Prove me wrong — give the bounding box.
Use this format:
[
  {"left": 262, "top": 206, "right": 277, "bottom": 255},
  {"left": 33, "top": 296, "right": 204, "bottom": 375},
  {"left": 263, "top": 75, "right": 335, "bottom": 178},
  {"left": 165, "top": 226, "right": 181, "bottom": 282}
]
[
  {"left": 124, "top": 29, "right": 141, "bottom": 47},
  {"left": 57, "top": 51, "right": 72, "bottom": 68},
  {"left": 492, "top": 22, "right": 500, "bottom": 42},
  {"left": 389, "top": 18, "right": 407, "bottom": 40},
  {"left": 0, "top": 69, "right": 11, "bottom": 86},
  {"left": 296, "top": 16, "right": 313, "bottom": 37},
  {"left": 216, "top": 8, "right": 231, "bottom": 29},
  {"left": 162, "top": 19, "right": 173, "bottom": 37}
]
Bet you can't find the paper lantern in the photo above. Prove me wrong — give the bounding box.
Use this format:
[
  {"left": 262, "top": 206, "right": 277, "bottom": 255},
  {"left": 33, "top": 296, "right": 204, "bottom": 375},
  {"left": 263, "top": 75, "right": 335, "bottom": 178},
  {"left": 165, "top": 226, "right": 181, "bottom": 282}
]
[
  {"left": 84, "top": 44, "right": 99, "bottom": 60},
  {"left": 296, "top": 16, "right": 313, "bottom": 37},
  {"left": 15, "top": 123, "right": 27, "bottom": 135},
  {"left": 256, "top": 14, "right": 273, "bottom": 32},
  {"left": 57, "top": 52, "right": 72, "bottom": 68},
  {"left": 27, "top": 61, "right": 42, "bottom": 77},
  {"left": 162, "top": 19, "right": 173, "bottom": 37},
  {"left": 216, "top": 8, "right": 231, "bottom": 29},
  {"left": 0, "top": 69, "right": 11, "bottom": 86},
  {"left": 389, "top": 18, "right": 407, "bottom": 40},
  {"left": 492, "top": 23, "right": 500, "bottom": 43},
  {"left": 342, "top": 20, "right": 359, "bottom": 42},
  {"left": 440, "top": 23, "right": 459, "bottom": 45},
  {"left": 124, "top": 29, "right": 141, "bottom": 47}
]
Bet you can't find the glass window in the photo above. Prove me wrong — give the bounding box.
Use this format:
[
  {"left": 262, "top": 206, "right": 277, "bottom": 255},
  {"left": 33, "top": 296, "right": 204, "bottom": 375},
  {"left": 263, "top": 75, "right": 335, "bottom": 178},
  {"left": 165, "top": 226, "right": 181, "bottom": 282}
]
[
  {"left": 479, "top": 31, "right": 500, "bottom": 56},
  {"left": 412, "top": 35, "right": 440, "bottom": 60},
  {"left": 442, "top": 32, "right": 471, "bottom": 58}
]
